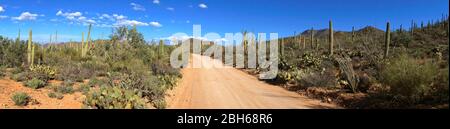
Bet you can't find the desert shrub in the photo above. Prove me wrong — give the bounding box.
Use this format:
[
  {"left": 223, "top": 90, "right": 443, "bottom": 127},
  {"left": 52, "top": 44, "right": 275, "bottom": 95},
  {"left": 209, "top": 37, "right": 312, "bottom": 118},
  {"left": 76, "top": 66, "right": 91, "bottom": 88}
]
[
  {"left": 294, "top": 53, "right": 323, "bottom": 69},
  {"left": 11, "top": 72, "right": 27, "bottom": 82},
  {"left": 84, "top": 86, "right": 146, "bottom": 109},
  {"left": 29, "top": 65, "right": 56, "bottom": 81},
  {"left": 429, "top": 67, "right": 449, "bottom": 103},
  {"left": 0, "top": 66, "right": 6, "bottom": 77},
  {"left": 88, "top": 77, "right": 108, "bottom": 87},
  {"left": 11, "top": 92, "right": 30, "bottom": 106},
  {"left": 151, "top": 61, "right": 181, "bottom": 76},
  {"left": 78, "top": 84, "right": 91, "bottom": 95},
  {"left": 110, "top": 73, "right": 165, "bottom": 101},
  {"left": 48, "top": 92, "right": 64, "bottom": 99},
  {"left": 56, "top": 63, "right": 88, "bottom": 82},
  {"left": 158, "top": 75, "right": 180, "bottom": 90},
  {"left": 53, "top": 84, "right": 74, "bottom": 94},
  {"left": 25, "top": 78, "right": 47, "bottom": 89},
  {"left": 380, "top": 54, "right": 439, "bottom": 102},
  {"left": 153, "top": 99, "right": 167, "bottom": 109},
  {"left": 0, "top": 36, "right": 26, "bottom": 67},
  {"left": 392, "top": 32, "right": 413, "bottom": 47},
  {"left": 298, "top": 69, "right": 337, "bottom": 88}
]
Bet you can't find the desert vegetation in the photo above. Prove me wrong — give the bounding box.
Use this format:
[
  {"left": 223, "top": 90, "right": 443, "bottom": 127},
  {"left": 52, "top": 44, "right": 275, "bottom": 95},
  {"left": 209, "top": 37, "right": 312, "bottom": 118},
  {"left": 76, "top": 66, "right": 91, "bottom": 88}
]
[
  {"left": 237, "top": 16, "right": 449, "bottom": 108},
  {"left": 0, "top": 25, "right": 181, "bottom": 109}
]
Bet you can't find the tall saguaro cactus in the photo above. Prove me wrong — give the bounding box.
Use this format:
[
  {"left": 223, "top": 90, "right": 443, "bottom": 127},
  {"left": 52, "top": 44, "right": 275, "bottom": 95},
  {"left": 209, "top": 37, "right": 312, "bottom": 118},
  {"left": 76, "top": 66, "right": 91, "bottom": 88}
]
[
  {"left": 87, "top": 24, "right": 92, "bottom": 49},
  {"left": 351, "top": 26, "right": 355, "bottom": 43},
  {"left": 329, "top": 20, "right": 334, "bottom": 55},
  {"left": 27, "top": 29, "right": 33, "bottom": 65},
  {"left": 81, "top": 32, "right": 85, "bottom": 57},
  {"left": 16, "top": 29, "right": 21, "bottom": 44},
  {"left": 384, "top": 22, "right": 391, "bottom": 58},
  {"left": 310, "top": 27, "right": 314, "bottom": 49}
]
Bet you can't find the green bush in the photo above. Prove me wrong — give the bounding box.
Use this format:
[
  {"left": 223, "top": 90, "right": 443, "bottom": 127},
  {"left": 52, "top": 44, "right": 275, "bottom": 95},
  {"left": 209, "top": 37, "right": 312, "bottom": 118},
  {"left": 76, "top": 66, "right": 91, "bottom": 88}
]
[
  {"left": 48, "top": 92, "right": 64, "bottom": 99},
  {"left": 53, "top": 84, "right": 74, "bottom": 94},
  {"left": 84, "top": 86, "right": 146, "bottom": 109},
  {"left": 380, "top": 54, "right": 439, "bottom": 102},
  {"left": 153, "top": 99, "right": 167, "bottom": 109},
  {"left": 25, "top": 78, "right": 47, "bottom": 89},
  {"left": 11, "top": 92, "right": 30, "bottom": 106},
  {"left": 78, "top": 84, "right": 91, "bottom": 95},
  {"left": 11, "top": 72, "right": 27, "bottom": 82}
]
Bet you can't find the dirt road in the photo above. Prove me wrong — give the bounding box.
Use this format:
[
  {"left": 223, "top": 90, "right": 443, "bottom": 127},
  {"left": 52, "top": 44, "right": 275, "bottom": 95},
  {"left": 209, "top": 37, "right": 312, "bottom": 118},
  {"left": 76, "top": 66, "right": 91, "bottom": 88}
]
[{"left": 167, "top": 54, "right": 337, "bottom": 109}]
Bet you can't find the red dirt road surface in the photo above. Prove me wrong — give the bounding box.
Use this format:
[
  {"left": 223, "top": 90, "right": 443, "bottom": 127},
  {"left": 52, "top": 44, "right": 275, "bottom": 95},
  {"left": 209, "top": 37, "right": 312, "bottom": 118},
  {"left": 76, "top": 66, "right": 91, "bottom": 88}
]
[{"left": 167, "top": 54, "right": 338, "bottom": 109}]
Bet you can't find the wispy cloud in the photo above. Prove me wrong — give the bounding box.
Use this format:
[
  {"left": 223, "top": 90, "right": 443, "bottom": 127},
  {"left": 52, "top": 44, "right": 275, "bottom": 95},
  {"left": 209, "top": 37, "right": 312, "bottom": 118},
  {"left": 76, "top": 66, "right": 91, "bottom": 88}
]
[
  {"left": 56, "top": 10, "right": 96, "bottom": 25},
  {"left": 149, "top": 21, "right": 162, "bottom": 27},
  {"left": 153, "top": 0, "right": 160, "bottom": 4},
  {"left": 167, "top": 7, "right": 175, "bottom": 11},
  {"left": 130, "top": 3, "right": 146, "bottom": 11},
  {"left": 0, "top": 6, "right": 4, "bottom": 12},
  {"left": 0, "top": 15, "right": 8, "bottom": 19},
  {"left": 115, "top": 19, "right": 149, "bottom": 26},
  {"left": 199, "top": 3, "right": 208, "bottom": 9},
  {"left": 56, "top": 10, "right": 82, "bottom": 20},
  {"left": 12, "top": 12, "right": 40, "bottom": 21}
]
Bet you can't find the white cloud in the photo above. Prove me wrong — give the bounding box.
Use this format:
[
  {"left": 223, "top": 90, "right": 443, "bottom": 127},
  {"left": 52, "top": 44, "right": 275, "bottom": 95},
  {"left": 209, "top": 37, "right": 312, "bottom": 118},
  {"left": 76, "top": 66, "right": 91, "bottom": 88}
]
[
  {"left": 0, "top": 6, "right": 4, "bottom": 12},
  {"left": 12, "top": 12, "right": 39, "bottom": 21},
  {"left": 130, "top": 3, "right": 146, "bottom": 11},
  {"left": 113, "top": 14, "right": 127, "bottom": 20},
  {"left": 56, "top": 10, "right": 95, "bottom": 24},
  {"left": 149, "top": 22, "right": 162, "bottom": 27},
  {"left": 56, "top": 10, "right": 82, "bottom": 20},
  {"left": 153, "top": 0, "right": 160, "bottom": 4},
  {"left": 115, "top": 19, "right": 149, "bottom": 26},
  {"left": 166, "top": 7, "right": 175, "bottom": 11},
  {"left": 0, "top": 15, "right": 7, "bottom": 19},
  {"left": 50, "top": 18, "right": 58, "bottom": 22},
  {"left": 199, "top": 3, "right": 208, "bottom": 9}
]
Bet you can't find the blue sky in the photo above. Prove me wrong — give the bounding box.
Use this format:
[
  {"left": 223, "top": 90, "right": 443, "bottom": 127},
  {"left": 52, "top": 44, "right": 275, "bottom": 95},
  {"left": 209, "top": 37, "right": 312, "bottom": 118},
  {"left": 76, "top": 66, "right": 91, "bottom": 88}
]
[{"left": 0, "top": 0, "right": 448, "bottom": 43}]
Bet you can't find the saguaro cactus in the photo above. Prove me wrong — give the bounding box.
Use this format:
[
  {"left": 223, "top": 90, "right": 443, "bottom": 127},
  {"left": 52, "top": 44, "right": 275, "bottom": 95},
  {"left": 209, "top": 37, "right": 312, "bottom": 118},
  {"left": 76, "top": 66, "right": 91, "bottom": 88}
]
[
  {"left": 87, "top": 24, "right": 92, "bottom": 49},
  {"left": 159, "top": 40, "right": 165, "bottom": 59},
  {"left": 31, "top": 44, "right": 35, "bottom": 65},
  {"left": 81, "top": 32, "right": 85, "bottom": 57},
  {"left": 329, "top": 20, "right": 334, "bottom": 55},
  {"left": 351, "top": 26, "right": 355, "bottom": 43},
  {"left": 411, "top": 20, "right": 415, "bottom": 36},
  {"left": 384, "top": 22, "right": 391, "bottom": 58},
  {"left": 310, "top": 27, "right": 314, "bottom": 49},
  {"left": 27, "top": 29, "right": 33, "bottom": 65},
  {"left": 16, "top": 29, "right": 21, "bottom": 44}
]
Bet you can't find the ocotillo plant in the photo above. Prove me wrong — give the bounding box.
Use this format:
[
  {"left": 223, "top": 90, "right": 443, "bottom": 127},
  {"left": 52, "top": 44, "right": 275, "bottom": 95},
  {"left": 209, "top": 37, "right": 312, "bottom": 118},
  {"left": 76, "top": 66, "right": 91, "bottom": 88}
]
[
  {"left": 384, "top": 22, "right": 391, "bottom": 58},
  {"left": 27, "top": 29, "right": 33, "bottom": 65},
  {"left": 329, "top": 20, "right": 334, "bottom": 55},
  {"left": 310, "top": 27, "right": 314, "bottom": 49}
]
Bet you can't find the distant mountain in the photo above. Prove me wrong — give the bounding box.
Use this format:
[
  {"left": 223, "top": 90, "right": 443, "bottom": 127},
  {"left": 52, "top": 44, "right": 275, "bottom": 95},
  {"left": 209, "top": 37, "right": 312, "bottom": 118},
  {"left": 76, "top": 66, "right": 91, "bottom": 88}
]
[{"left": 356, "top": 26, "right": 384, "bottom": 34}]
